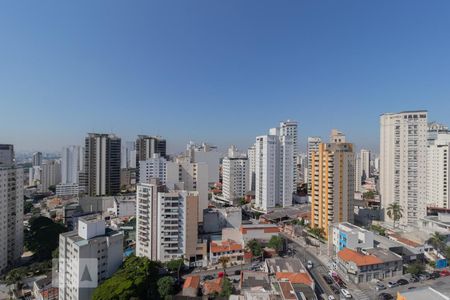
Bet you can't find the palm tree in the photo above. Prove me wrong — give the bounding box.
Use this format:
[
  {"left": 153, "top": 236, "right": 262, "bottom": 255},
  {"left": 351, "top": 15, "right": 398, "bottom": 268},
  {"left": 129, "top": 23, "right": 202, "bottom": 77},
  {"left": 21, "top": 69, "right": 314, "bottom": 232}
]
[
  {"left": 427, "top": 232, "right": 446, "bottom": 252},
  {"left": 218, "top": 256, "right": 230, "bottom": 275},
  {"left": 386, "top": 203, "right": 404, "bottom": 228}
]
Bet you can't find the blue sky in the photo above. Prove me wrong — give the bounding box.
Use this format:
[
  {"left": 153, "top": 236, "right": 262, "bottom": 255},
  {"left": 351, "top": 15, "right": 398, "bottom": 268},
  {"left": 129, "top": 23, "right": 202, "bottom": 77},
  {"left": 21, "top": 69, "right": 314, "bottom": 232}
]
[{"left": 1, "top": 0, "right": 450, "bottom": 154}]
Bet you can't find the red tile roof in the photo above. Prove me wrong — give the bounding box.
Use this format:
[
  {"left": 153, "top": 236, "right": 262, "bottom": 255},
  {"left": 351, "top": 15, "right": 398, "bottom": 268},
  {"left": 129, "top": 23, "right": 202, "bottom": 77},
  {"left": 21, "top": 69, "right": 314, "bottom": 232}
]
[
  {"left": 203, "top": 277, "right": 223, "bottom": 295},
  {"left": 276, "top": 272, "right": 313, "bottom": 287},
  {"left": 211, "top": 239, "right": 243, "bottom": 253},
  {"left": 183, "top": 275, "right": 200, "bottom": 290},
  {"left": 338, "top": 248, "right": 383, "bottom": 266}
]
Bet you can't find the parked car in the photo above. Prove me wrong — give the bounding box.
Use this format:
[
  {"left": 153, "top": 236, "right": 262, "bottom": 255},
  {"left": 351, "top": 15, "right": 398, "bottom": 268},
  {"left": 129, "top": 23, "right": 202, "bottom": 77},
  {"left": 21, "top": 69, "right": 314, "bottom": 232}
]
[
  {"left": 419, "top": 273, "right": 430, "bottom": 281},
  {"left": 440, "top": 269, "right": 450, "bottom": 277},
  {"left": 375, "top": 282, "right": 386, "bottom": 291},
  {"left": 409, "top": 275, "right": 419, "bottom": 283},
  {"left": 430, "top": 271, "right": 441, "bottom": 279},
  {"left": 340, "top": 289, "right": 352, "bottom": 299},
  {"left": 378, "top": 293, "right": 393, "bottom": 300},
  {"left": 307, "top": 260, "right": 313, "bottom": 269},
  {"left": 328, "top": 295, "right": 336, "bottom": 300},
  {"left": 387, "top": 281, "right": 398, "bottom": 288},
  {"left": 397, "top": 279, "right": 409, "bottom": 286}
]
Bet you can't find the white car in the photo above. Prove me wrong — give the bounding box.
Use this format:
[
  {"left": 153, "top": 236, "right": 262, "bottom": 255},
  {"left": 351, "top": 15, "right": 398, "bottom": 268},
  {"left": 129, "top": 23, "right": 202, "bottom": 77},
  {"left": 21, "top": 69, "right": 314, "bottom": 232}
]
[
  {"left": 307, "top": 260, "right": 313, "bottom": 269},
  {"left": 328, "top": 295, "right": 336, "bottom": 300},
  {"left": 340, "top": 289, "right": 352, "bottom": 299}
]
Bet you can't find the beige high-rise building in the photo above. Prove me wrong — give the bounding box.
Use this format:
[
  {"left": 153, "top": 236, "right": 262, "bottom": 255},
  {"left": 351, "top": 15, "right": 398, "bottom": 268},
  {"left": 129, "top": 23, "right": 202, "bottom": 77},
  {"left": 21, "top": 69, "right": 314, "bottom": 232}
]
[
  {"left": 310, "top": 130, "right": 355, "bottom": 238},
  {"left": 380, "top": 111, "right": 428, "bottom": 226}
]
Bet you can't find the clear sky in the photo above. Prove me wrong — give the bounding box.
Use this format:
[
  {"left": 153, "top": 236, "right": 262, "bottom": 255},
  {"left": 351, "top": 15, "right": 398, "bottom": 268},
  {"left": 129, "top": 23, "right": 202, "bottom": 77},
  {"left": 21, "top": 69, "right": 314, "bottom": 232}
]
[{"left": 1, "top": 0, "right": 450, "bottom": 154}]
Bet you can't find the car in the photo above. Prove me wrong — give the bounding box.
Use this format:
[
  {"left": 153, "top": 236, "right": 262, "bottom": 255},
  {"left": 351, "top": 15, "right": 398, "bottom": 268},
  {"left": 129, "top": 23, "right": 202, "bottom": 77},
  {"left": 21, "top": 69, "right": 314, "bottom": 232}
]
[
  {"left": 203, "top": 275, "right": 214, "bottom": 281},
  {"left": 430, "top": 271, "right": 441, "bottom": 279},
  {"left": 378, "top": 293, "right": 393, "bottom": 300},
  {"left": 387, "top": 281, "right": 398, "bottom": 288},
  {"left": 340, "top": 289, "right": 352, "bottom": 299},
  {"left": 307, "top": 260, "right": 313, "bottom": 269},
  {"left": 408, "top": 286, "right": 416, "bottom": 290},
  {"left": 409, "top": 275, "right": 419, "bottom": 283},
  {"left": 322, "top": 275, "right": 333, "bottom": 285},
  {"left": 440, "top": 269, "right": 450, "bottom": 277},
  {"left": 330, "top": 286, "right": 340, "bottom": 295},
  {"left": 397, "top": 279, "right": 409, "bottom": 286},
  {"left": 375, "top": 282, "right": 386, "bottom": 291},
  {"left": 234, "top": 270, "right": 241, "bottom": 275},
  {"left": 328, "top": 296, "right": 336, "bottom": 300}
]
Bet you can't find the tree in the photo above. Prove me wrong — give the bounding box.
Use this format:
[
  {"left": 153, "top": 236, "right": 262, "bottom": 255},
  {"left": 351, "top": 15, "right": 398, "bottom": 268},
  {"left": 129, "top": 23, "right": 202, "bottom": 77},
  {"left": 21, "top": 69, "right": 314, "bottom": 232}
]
[
  {"left": 24, "top": 200, "right": 33, "bottom": 214},
  {"left": 386, "top": 203, "right": 403, "bottom": 228},
  {"left": 93, "top": 256, "right": 162, "bottom": 300},
  {"left": 406, "top": 262, "right": 425, "bottom": 275},
  {"left": 246, "top": 239, "right": 263, "bottom": 258},
  {"left": 268, "top": 236, "right": 284, "bottom": 254},
  {"left": 309, "top": 227, "right": 325, "bottom": 239},
  {"left": 4, "top": 267, "right": 27, "bottom": 288},
  {"left": 427, "top": 232, "right": 446, "bottom": 252},
  {"left": 165, "top": 258, "right": 184, "bottom": 283},
  {"left": 218, "top": 256, "right": 230, "bottom": 275},
  {"left": 157, "top": 276, "right": 176, "bottom": 299},
  {"left": 48, "top": 185, "right": 56, "bottom": 193},
  {"left": 24, "top": 216, "right": 67, "bottom": 260},
  {"left": 220, "top": 277, "right": 233, "bottom": 298},
  {"left": 363, "top": 190, "right": 376, "bottom": 200}
]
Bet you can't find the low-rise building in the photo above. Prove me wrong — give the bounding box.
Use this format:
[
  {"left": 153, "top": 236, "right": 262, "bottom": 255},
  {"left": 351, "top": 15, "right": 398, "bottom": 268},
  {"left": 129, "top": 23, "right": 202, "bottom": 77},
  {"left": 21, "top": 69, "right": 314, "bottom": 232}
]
[
  {"left": 336, "top": 248, "right": 402, "bottom": 284},
  {"left": 182, "top": 275, "right": 200, "bottom": 297},
  {"left": 203, "top": 207, "right": 242, "bottom": 233},
  {"left": 329, "top": 222, "right": 374, "bottom": 255},
  {"left": 56, "top": 183, "right": 79, "bottom": 197},
  {"left": 209, "top": 239, "right": 244, "bottom": 265},
  {"left": 240, "top": 224, "right": 280, "bottom": 243},
  {"left": 240, "top": 271, "right": 271, "bottom": 292},
  {"left": 202, "top": 277, "right": 223, "bottom": 296},
  {"left": 265, "top": 257, "right": 314, "bottom": 290},
  {"left": 33, "top": 275, "right": 58, "bottom": 300}
]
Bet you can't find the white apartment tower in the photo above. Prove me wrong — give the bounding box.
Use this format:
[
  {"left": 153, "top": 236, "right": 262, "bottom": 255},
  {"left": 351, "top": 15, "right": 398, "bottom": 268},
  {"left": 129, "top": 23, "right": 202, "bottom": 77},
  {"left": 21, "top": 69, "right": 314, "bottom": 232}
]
[
  {"left": 40, "top": 159, "right": 62, "bottom": 192},
  {"left": 61, "top": 145, "right": 84, "bottom": 184},
  {"left": 59, "top": 216, "right": 123, "bottom": 300},
  {"left": 32, "top": 151, "right": 42, "bottom": 167},
  {"left": 247, "top": 145, "right": 256, "bottom": 192},
  {"left": 280, "top": 120, "right": 298, "bottom": 190},
  {"left": 0, "top": 144, "right": 23, "bottom": 274},
  {"left": 136, "top": 182, "right": 201, "bottom": 263},
  {"left": 360, "top": 149, "right": 371, "bottom": 179},
  {"left": 380, "top": 111, "right": 428, "bottom": 226},
  {"left": 426, "top": 125, "right": 450, "bottom": 209},
  {"left": 186, "top": 142, "right": 221, "bottom": 183},
  {"left": 254, "top": 122, "right": 294, "bottom": 212},
  {"left": 222, "top": 145, "right": 249, "bottom": 202},
  {"left": 355, "top": 154, "right": 362, "bottom": 192}
]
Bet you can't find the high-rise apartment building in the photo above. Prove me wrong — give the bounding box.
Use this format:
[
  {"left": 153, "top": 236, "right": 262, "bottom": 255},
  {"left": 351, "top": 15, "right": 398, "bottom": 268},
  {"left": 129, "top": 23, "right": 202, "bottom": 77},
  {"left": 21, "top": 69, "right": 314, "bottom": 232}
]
[
  {"left": 222, "top": 145, "right": 249, "bottom": 203},
  {"left": 380, "top": 111, "right": 428, "bottom": 226},
  {"left": 254, "top": 123, "right": 294, "bottom": 212},
  {"left": 310, "top": 130, "right": 355, "bottom": 238},
  {"left": 0, "top": 144, "right": 23, "bottom": 274},
  {"left": 280, "top": 120, "right": 298, "bottom": 191},
  {"left": 40, "top": 160, "right": 61, "bottom": 192},
  {"left": 121, "top": 141, "right": 136, "bottom": 169},
  {"left": 354, "top": 154, "right": 362, "bottom": 192},
  {"left": 307, "top": 137, "right": 322, "bottom": 196},
  {"left": 0, "top": 144, "right": 14, "bottom": 166},
  {"left": 61, "top": 146, "right": 84, "bottom": 184},
  {"left": 360, "top": 149, "right": 371, "bottom": 179},
  {"left": 186, "top": 142, "right": 221, "bottom": 184},
  {"left": 32, "top": 151, "right": 42, "bottom": 167},
  {"left": 426, "top": 126, "right": 450, "bottom": 209},
  {"left": 81, "top": 133, "right": 121, "bottom": 196},
  {"left": 59, "top": 215, "right": 123, "bottom": 300},
  {"left": 136, "top": 182, "right": 202, "bottom": 264},
  {"left": 135, "top": 135, "right": 166, "bottom": 182},
  {"left": 247, "top": 145, "right": 256, "bottom": 192}
]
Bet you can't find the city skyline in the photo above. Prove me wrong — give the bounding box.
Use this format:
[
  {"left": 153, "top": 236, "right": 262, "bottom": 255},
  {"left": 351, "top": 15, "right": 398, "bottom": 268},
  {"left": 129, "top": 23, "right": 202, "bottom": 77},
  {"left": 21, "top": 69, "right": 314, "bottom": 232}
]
[{"left": 2, "top": 1, "right": 450, "bottom": 152}]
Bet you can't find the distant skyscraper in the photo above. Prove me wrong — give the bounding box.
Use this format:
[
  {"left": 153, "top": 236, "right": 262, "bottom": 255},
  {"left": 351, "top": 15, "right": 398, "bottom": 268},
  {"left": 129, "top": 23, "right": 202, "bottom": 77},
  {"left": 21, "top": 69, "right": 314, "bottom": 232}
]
[
  {"left": 32, "top": 151, "right": 42, "bottom": 167},
  {"left": 354, "top": 154, "right": 362, "bottom": 192},
  {"left": 81, "top": 133, "right": 121, "bottom": 196},
  {"left": 360, "top": 149, "right": 371, "bottom": 179},
  {"left": 0, "top": 145, "right": 23, "bottom": 273},
  {"left": 280, "top": 120, "right": 298, "bottom": 191},
  {"left": 310, "top": 130, "right": 354, "bottom": 238},
  {"left": 254, "top": 122, "right": 294, "bottom": 212},
  {"left": 307, "top": 137, "right": 322, "bottom": 196},
  {"left": 380, "top": 111, "right": 428, "bottom": 226},
  {"left": 247, "top": 145, "right": 256, "bottom": 192},
  {"left": 40, "top": 159, "right": 61, "bottom": 192},
  {"left": 426, "top": 124, "right": 450, "bottom": 209},
  {"left": 0, "top": 144, "right": 14, "bottom": 166},
  {"left": 61, "top": 145, "right": 84, "bottom": 184},
  {"left": 59, "top": 216, "right": 123, "bottom": 300},
  {"left": 135, "top": 135, "right": 166, "bottom": 182},
  {"left": 222, "top": 145, "right": 249, "bottom": 203},
  {"left": 121, "top": 141, "right": 136, "bottom": 169}
]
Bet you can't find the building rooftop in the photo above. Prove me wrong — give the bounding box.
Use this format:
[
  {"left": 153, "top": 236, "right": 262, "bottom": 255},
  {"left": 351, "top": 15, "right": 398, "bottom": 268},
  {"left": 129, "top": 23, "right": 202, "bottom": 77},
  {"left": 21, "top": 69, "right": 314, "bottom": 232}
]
[
  {"left": 275, "top": 272, "right": 313, "bottom": 286},
  {"left": 266, "top": 257, "right": 306, "bottom": 274},
  {"left": 203, "top": 277, "right": 223, "bottom": 295},
  {"left": 183, "top": 275, "right": 200, "bottom": 290},
  {"left": 366, "top": 248, "right": 402, "bottom": 263},
  {"left": 278, "top": 281, "right": 297, "bottom": 300},
  {"left": 338, "top": 248, "right": 383, "bottom": 266},
  {"left": 240, "top": 271, "right": 271, "bottom": 291},
  {"left": 210, "top": 239, "right": 243, "bottom": 253}
]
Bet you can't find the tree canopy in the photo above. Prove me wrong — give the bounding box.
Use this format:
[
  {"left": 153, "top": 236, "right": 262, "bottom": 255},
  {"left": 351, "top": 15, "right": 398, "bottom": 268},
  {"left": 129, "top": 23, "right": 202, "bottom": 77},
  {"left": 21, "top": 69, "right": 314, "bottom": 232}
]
[
  {"left": 220, "top": 277, "right": 233, "bottom": 298},
  {"left": 157, "top": 276, "right": 176, "bottom": 299},
  {"left": 268, "top": 236, "right": 284, "bottom": 253},
  {"left": 246, "top": 239, "right": 263, "bottom": 257},
  {"left": 92, "top": 256, "right": 162, "bottom": 300},
  {"left": 25, "top": 216, "right": 67, "bottom": 260}
]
